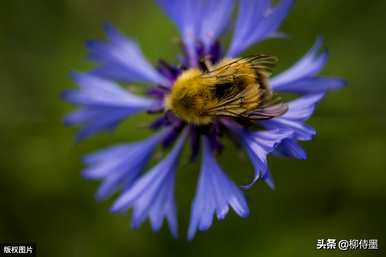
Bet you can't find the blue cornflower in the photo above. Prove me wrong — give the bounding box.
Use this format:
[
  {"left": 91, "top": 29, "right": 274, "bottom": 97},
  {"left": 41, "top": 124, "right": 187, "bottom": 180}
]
[{"left": 63, "top": 0, "right": 345, "bottom": 239}]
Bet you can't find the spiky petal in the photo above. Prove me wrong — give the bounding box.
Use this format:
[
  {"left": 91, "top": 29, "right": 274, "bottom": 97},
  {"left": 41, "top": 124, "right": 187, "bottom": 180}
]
[
  {"left": 270, "top": 38, "right": 346, "bottom": 94},
  {"left": 188, "top": 138, "right": 249, "bottom": 240},
  {"left": 225, "top": 121, "right": 292, "bottom": 189},
  {"left": 87, "top": 24, "right": 169, "bottom": 86},
  {"left": 62, "top": 72, "right": 157, "bottom": 141},
  {"left": 110, "top": 129, "right": 187, "bottom": 238},
  {"left": 82, "top": 129, "right": 170, "bottom": 201},
  {"left": 227, "top": 0, "right": 294, "bottom": 57}
]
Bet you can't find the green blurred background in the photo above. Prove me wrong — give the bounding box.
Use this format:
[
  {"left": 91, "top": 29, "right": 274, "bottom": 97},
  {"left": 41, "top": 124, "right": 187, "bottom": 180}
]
[{"left": 0, "top": 0, "right": 385, "bottom": 256}]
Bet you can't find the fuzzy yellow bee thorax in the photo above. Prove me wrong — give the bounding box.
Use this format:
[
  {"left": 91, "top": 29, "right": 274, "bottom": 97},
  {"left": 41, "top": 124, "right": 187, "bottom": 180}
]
[{"left": 165, "top": 68, "right": 214, "bottom": 124}]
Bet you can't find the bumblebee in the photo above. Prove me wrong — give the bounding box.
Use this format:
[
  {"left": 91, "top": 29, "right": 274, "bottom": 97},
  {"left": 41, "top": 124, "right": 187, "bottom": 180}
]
[{"left": 165, "top": 55, "right": 288, "bottom": 125}]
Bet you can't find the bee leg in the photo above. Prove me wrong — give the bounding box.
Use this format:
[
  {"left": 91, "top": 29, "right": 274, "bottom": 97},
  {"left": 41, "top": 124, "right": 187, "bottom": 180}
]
[
  {"left": 234, "top": 117, "right": 255, "bottom": 127},
  {"left": 199, "top": 56, "right": 214, "bottom": 73},
  {"left": 147, "top": 107, "right": 164, "bottom": 113},
  {"left": 199, "top": 57, "right": 210, "bottom": 73}
]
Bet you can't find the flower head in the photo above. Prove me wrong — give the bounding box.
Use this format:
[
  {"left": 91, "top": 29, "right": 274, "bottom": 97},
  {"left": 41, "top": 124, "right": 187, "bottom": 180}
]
[{"left": 63, "top": 0, "right": 345, "bottom": 239}]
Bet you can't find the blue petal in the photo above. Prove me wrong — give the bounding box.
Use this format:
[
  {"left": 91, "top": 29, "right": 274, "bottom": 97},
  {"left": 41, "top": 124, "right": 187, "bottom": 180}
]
[
  {"left": 157, "top": 0, "right": 235, "bottom": 65},
  {"left": 65, "top": 72, "right": 154, "bottom": 106},
  {"left": 272, "top": 138, "right": 307, "bottom": 160},
  {"left": 227, "top": 0, "right": 294, "bottom": 57},
  {"left": 272, "top": 77, "right": 346, "bottom": 94},
  {"left": 110, "top": 129, "right": 188, "bottom": 238},
  {"left": 157, "top": 0, "right": 199, "bottom": 65},
  {"left": 198, "top": 0, "right": 235, "bottom": 50},
  {"left": 261, "top": 93, "right": 324, "bottom": 141},
  {"left": 63, "top": 72, "right": 156, "bottom": 141},
  {"left": 270, "top": 38, "right": 347, "bottom": 94},
  {"left": 81, "top": 129, "right": 169, "bottom": 201},
  {"left": 225, "top": 121, "right": 292, "bottom": 189},
  {"left": 271, "top": 38, "right": 326, "bottom": 87},
  {"left": 86, "top": 24, "right": 169, "bottom": 86},
  {"left": 188, "top": 138, "right": 249, "bottom": 240}
]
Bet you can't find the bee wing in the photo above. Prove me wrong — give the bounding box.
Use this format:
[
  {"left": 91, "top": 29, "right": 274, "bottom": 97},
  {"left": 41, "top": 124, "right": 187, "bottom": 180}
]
[
  {"left": 206, "top": 84, "right": 288, "bottom": 120},
  {"left": 201, "top": 55, "right": 286, "bottom": 120},
  {"left": 242, "top": 94, "right": 288, "bottom": 120},
  {"left": 201, "top": 54, "right": 278, "bottom": 84}
]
